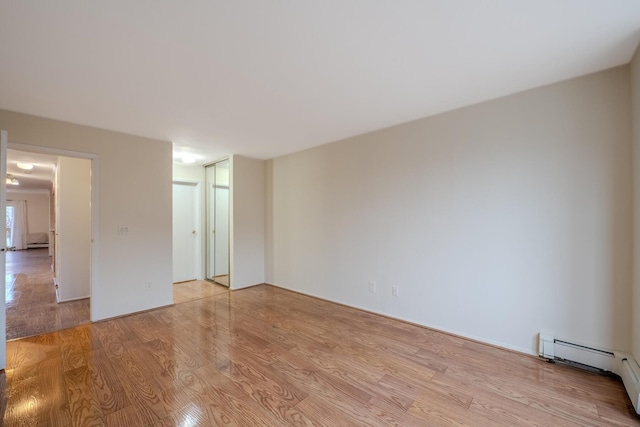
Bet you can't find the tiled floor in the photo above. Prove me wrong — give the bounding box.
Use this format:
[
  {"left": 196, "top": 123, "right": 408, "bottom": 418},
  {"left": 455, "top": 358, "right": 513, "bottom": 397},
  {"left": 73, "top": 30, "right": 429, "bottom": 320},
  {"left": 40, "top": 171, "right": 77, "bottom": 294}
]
[{"left": 5, "top": 248, "right": 90, "bottom": 340}]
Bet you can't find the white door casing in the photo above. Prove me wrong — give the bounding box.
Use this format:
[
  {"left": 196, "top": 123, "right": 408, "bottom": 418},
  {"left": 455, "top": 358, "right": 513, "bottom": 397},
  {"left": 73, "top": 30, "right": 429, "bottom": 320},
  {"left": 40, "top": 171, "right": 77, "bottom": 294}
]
[
  {"left": 205, "top": 159, "right": 230, "bottom": 284},
  {"left": 1, "top": 130, "right": 8, "bottom": 370},
  {"left": 172, "top": 181, "right": 200, "bottom": 283}
]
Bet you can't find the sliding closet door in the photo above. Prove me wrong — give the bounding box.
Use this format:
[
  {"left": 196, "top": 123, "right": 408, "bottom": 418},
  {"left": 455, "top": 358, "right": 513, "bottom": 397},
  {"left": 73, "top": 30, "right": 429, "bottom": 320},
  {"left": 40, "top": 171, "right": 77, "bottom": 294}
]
[
  {"left": 206, "top": 165, "right": 216, "bottom": 281},
  {"left": 214, "top": 161, "right": 229, "bottom": 281},
  {"left": 205, "top": 159, "right": 230, "bottom": 287}
]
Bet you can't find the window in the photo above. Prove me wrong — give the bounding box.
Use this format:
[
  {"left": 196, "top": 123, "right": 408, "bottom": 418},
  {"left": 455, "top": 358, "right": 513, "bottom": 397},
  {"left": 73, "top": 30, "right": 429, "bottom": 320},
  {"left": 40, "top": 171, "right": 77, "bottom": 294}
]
[{"left": 6, "top": 205, "right": 13, "bottom": 248}]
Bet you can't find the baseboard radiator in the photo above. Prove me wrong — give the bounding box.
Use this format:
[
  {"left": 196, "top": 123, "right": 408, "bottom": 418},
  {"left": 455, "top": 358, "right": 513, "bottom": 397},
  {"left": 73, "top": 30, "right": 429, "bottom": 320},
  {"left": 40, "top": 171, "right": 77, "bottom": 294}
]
[{"left": 538, "top": 333, "right": 640, "bottom": 414}]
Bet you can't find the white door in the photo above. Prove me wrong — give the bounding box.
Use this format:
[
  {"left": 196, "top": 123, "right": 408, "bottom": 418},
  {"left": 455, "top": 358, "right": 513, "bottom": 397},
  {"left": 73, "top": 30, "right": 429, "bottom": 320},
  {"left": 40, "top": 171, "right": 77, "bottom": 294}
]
[
  {"left": 1, "top": 130, "right": 8, "bottom": 369},
  {"left": 214, "top": 186, "right": 229, "bottom": 276},
  {"left": 172, "top": 182, "right": 199, "bottom": 283},
  {"left": 205, "top": 159, "right": 230, "bottom": 285},
  {"left": 207, "top": 173, "right": 216, "bottom": 279}
]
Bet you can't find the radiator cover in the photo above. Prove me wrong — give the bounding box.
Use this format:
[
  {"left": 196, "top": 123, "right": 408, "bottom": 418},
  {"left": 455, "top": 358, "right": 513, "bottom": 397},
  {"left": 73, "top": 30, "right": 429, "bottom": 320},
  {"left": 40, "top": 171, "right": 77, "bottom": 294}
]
[{"left": 538, "top": 333, "right": 640, "bottom": 414}]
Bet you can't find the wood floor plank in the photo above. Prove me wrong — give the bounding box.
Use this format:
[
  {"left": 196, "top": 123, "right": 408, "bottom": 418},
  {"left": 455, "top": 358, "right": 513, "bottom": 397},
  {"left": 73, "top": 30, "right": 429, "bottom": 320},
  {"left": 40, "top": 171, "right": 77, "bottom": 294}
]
[
  {"left": 64, "top": 365, "right": 107, "bottom": 426},
  {"left": 375, "top": 373, "right": 422, "bottom": 412},
  {"left": 469, "top": 395, "right": 584, "bottom": 427},
  {"left": 596, "top": 402, "right": 640, "bottom": 427},
  {"left": 283, "top": 336, "right": 392, "bottom": 406},
  {"left": 35, "top": 357, "right": 72, "bottom": 426},
  {"left": 173, "top": 324, "right": 232, "bottom": 370},
  {"left": 193, "top": 365, "right": 282, "bottom": 427},
  {"left": 126, "top": 312, "right": 171, "bottom": 344},
  {"left": 225, "top": 313, "right": 297, "bottom": 351},
  {"left": 3, "top": 284, "right": 639, "bottom": 426},
  {"left": 443, "top": 363, "right": 603, "bottom": 422},
  {"left": 85, "top": 349, "right": 130, "bottom": 416},
  {"left": 158, "top": 386, "right": 213, "bottom": 425},
  {"left": 271, "top": 356, "right": 374, "bottom": 412},
  {"left": 104, "top": 405, "right": 145, "bottom": 427},
  {"left": 295, "top": 394, "right": 403, "bottom": 427},
  {"left": 430, "top": 370, "right": 575, "bottom": 427},
  {"left": 173, "top": 280, "right": 227, "bottom": 304},
  {"left": 4, "top": 374, "right": 41, "bottom": 426},
  {"left": 105, "top": 341, "right": 170, "bottom": 425},
  {"left": 408, "top": 389, "right": 499, "bottom": 427},
  {"left": 59, "top": 327, "right": 94, "bottom": 372},
  {"left": 92, "top": 320, "right": 135, "bottom": 356},
  {"left": 150, "top": 304, "right": 191, "bottom": 329},
  {"left": 0, "top": 372, "right": 6, "bottom": 424},
  {"left": 222, "top": 355, "right": 312, "bottom": 425},
  {"left": 6, "top": 333, "right": 61, "bottom": 380},
  {"left": 145, "top": 336, "right": 203, "bottom": 377}
]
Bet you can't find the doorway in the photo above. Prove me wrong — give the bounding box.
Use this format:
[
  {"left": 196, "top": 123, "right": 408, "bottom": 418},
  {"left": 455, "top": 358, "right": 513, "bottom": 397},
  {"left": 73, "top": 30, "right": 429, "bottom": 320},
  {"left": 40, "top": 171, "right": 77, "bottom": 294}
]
[
  {"left": 4, "top": 148, "right": 92, "bottom": 340},
  {"left": 205, "top": 159, "right": 230, "bottom": 287}
]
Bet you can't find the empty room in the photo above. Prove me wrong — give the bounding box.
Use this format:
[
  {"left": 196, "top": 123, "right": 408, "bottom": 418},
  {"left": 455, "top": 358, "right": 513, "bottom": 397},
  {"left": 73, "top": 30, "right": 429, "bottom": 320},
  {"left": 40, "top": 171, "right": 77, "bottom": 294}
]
[{"left": 2, "top": 1, "right": 640, "bottom": 426}]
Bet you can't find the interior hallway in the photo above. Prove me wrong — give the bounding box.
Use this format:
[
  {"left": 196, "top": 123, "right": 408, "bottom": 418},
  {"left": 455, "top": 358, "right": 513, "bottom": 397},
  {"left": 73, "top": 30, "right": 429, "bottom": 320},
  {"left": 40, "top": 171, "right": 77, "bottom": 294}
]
[{"left": 5, "top": 248, "right": 89, "bottom": 340}]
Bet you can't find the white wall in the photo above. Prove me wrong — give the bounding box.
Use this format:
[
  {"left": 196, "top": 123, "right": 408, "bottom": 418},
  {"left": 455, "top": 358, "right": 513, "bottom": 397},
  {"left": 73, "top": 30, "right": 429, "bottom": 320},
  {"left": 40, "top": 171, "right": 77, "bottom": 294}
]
[
  {"left": 56, "top": 156, "right": 91, "bottom": 301},
  {"left": 266, "top": 66, "right": 632, "bottom": 355},
  {"left": 631, "top": 46, "right": 640, "bottom": 361},
  {"left": 0, "top": 109, "right": 173, "bottom": 320},
  {"left": 173, "top": 163, "right": 205, "bottom": 182},
  {"left": 6, "top": 189, "right": 50, "bottom": 235},
  {"left": 231, "top": 155, "right": 265, "bottom": 289}
]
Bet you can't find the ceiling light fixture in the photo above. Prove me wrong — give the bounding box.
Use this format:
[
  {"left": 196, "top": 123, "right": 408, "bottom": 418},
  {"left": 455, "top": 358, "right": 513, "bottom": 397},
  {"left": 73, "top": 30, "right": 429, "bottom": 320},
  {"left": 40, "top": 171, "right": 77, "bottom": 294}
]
[
  {"left": 5, "top": 175, "right": 19, "bottom": 185},
  {"left": 16, "top": 162, "right": 34, "bottom": 170},
  {"left": 181, "top": 154, "right": 196, "bottom": 164},
  {"left": 173, "top": 150, "right": 200, "bottom": 164}
]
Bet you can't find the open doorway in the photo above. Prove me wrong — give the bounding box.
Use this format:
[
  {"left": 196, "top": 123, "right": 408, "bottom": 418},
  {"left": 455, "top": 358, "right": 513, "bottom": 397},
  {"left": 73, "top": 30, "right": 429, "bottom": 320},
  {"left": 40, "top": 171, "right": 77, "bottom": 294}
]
[{"left": 5, "top": 149, "right": 91, "bottom": 340}]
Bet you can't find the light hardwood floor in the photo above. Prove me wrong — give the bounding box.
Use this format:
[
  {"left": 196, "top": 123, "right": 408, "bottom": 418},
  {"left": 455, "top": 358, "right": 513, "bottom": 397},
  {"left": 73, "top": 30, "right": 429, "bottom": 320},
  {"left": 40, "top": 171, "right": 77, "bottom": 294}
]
[
  {"left": 5, "top": 248, "right": 89, "bottom": 340},
  {"left": 173, "top": 280, "right": 228, "bottom": 304},
  {"left": 1, "top": 284, "right": 639, "bottom": 426}
]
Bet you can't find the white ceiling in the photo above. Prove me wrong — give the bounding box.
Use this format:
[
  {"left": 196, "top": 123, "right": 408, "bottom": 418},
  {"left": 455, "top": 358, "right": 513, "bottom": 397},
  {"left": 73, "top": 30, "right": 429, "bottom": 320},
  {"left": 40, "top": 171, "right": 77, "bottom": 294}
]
[
  {"left": 1, "top": 1, "right": 640, "bottom": 164},
  {"left": 6, "top": 149, "right": 56, "bottom": 191}
]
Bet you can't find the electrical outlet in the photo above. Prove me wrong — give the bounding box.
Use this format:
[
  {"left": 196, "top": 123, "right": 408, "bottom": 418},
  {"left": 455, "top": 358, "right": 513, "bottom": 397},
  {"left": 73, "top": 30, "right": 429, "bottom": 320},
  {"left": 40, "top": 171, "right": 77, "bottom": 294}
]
[
  {"left": 145, "top": 281, "right": 152, "bottom": 291},
  {"left": 369, "top": 281, "right": 376, "bottom": 293},
  {"left": 392, "top": 285, "right": 399, "bottom": 296}
]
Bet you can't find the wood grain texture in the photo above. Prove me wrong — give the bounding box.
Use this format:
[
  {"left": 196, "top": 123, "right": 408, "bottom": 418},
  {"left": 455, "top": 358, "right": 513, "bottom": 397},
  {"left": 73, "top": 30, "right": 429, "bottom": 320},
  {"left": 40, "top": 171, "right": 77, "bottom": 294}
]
[{"left": 2, "top": 284, "right": 639, "bottom": 426}]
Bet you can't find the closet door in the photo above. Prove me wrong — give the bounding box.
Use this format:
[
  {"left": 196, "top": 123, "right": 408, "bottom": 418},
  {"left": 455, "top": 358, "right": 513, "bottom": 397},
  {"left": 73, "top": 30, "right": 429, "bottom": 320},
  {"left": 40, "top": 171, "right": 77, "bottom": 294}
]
[
  {"left": 214, "top": 159, "right": 229, "bottom": 283},
  {"left": 205, "top": 159, "right": 230, "bottom": 287}
]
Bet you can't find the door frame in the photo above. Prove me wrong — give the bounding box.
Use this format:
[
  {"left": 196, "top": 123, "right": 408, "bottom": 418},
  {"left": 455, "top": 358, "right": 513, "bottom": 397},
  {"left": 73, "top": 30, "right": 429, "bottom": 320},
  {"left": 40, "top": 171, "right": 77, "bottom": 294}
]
[
  {"left": 204, "top": 158, "right": 231, "bottom": 288},
  {"left": 1, "top": 130, "right": 8, "bottom": 369},
  {"left": 7, "top": 142, "right": 99, "bottom": 321},
  {"left": 172, "top": 179, "right": 203, "bottom": 281}
]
